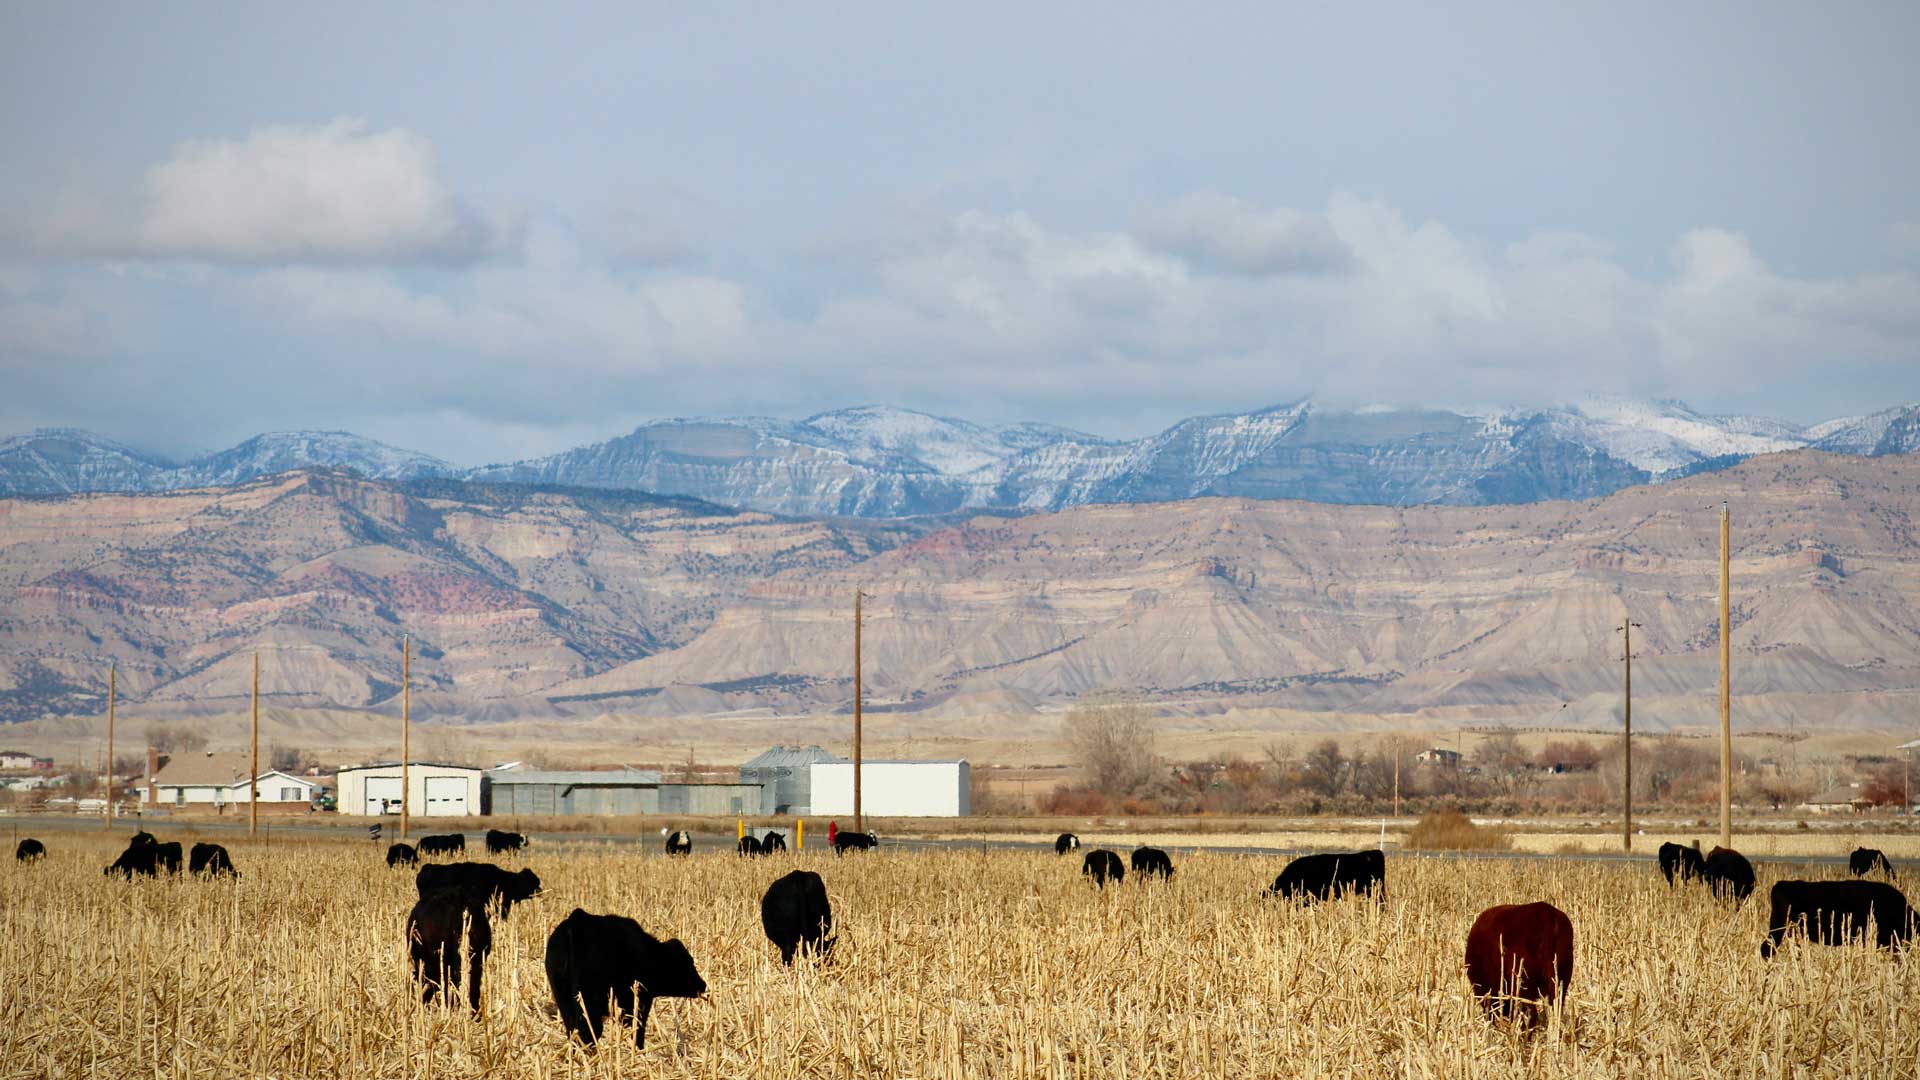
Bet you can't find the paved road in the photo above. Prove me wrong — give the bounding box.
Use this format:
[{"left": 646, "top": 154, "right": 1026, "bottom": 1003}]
[{"left": 7, "top": 813, "right": 1896, "bottom": 870}]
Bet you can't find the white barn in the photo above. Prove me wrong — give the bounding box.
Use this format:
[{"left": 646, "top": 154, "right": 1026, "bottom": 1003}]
[
  {"left": 809, "top": 760, "right": 970, "bottom": 817},
  {"left": 334, "top": 761, "right": 484, "bottom": 817}
]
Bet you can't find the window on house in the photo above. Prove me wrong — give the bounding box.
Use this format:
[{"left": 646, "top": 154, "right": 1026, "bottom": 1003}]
[
  {"left": 174, "top": 788, "right": 185, "bottom": 806},
  {"left": 280, "top": 787, "right": 299, "bottom": 801}
]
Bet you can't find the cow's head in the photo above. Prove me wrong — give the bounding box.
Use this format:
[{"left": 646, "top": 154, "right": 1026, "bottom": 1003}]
[
  {"left": 508, "top": 868, "right": 542, "bottom": 900},
  {"left": 643, "top": 937, "right": 707, "bottom": 999}
]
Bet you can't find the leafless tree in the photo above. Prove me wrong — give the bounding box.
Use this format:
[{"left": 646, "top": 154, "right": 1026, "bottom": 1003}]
[
  {"left": 1303, "top": 739, "right": 1349, "bottom": 797},
  {"left": 145, "top": 721, "right": 208, "bottom": 755},
  {"left": 1061, "top": 699, "right": 1157, "bottom": 797}
]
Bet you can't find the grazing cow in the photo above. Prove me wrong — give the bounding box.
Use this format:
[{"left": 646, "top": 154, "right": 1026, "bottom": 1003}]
[
  {"left": 1055, "top": 833, "right": 1080, "bottom": 855},
  {"left": 1702, "top": 847, "right": 1756, "bottom": 903},
  {"left": 1130, "top": 846, "right": 1175, "bottom": 880},
  {"left": 153, "top": 841, "right": 183, "bottom": 875},
  {"left": 485, "top": 829, "right": 528, "bottom": 855},
  {"left": 761, "top": 870, "right": 835, "bottom": 964},
  {"left": 832, "top": 831, "right": 877, "bottom": 855},
  {"left": 1464, "top": 902, "right": 1575, "bottom": 1026},
  {"left": 417, "top": 862, "right": 542, "bottom": 918},
  {"left": 105, "top": 834, "right": 160, "bottom": 878},
  {"left": 1266, "top": 850, "right": 1386, "bottom": 902},
  {"left": 1849, "top": 847, "right": 1897, "bottom": 879},
  {"left": 15, "top": 838, "right": 45, "bottom": 862},
  {"left": 189, "top": 842, "right": 237, "bottom": 877},
  {"left": 1658, "top": 842, "right": 1707, "bottom": 886},
  {"left": 761, "top": 831, "right": 787, "bottom": 853},
  {"left": 387, "top": 842, "right": 418, "bottom": 868},
  {"left": 545, "top": 908, "right": 707, "bottom": 1049},
  {"left": 1762, "top": 880, "right": 1915, "bottom": 958},
  {"left": 407, "top": 890, "right": 491, "bottom": 1012},
  {"left": 417, "top": 833, "right": 466, "bottom": 856},
  {"left": 663, "top": 830, "right": 692, "bottom": 856},
  {"left": 738, "top": 834, "right": 765, "bottom": 856},
  {"left": 1082, "top": 848, "right": 1125, "bottom": 888}
]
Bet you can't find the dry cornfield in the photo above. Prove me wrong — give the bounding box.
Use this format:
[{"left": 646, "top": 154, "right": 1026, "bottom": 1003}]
[{"left": 3, "top": 832, "right": 1918, "bottom": 1079}]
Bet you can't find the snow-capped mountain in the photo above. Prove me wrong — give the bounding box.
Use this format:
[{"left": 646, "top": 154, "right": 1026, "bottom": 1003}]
[
  {"left": 181, "top": 431, "right": 455, "bottom": 487},
  {"left": 8, "top": 399, "right": 1920, "bottom": 515},
  {"left": 0, "top": 429, "right": 454, "bottom": 496}
]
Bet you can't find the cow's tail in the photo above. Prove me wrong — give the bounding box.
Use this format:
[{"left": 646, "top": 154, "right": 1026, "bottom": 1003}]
[{"left": 546, "top": 910, "right": 591, "bottom": 1044}]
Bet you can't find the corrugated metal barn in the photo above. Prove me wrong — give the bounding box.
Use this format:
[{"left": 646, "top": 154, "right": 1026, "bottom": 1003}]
[
  {"left": 486, "top": 769, "right": 663, "bottom": 816},
  {"left": 739, "top": 745, "right": 843, "bottom": 814},
  {"left": 659, "top": 782, "right": 776, "bottom": 816}
]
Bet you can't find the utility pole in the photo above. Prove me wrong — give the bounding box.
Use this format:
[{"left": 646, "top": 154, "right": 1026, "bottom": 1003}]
[
  {"left": 104, "top": 662, "right": 115, "bottom": 829},
  {"left": 401, "top": 635, "right": 411, "bottom": 843},
  {"left": 853, "top": 589, "right": 864, "bottom": 835},
  {"left": 1618, "top": 618, "right": 1640, "bottom": 851},
  {"left": 1718, "top": 502, "right": 1733, "bottom": 848},
  {"left": 1392, "top": 739, "right": 1400, "bottom": 819},
  {"left": 249, "top": 651, "right": 260, "bottom": 837}
]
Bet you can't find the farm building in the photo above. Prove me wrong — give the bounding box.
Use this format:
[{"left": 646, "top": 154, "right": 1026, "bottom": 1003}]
[
  {"left": 659, "top": 781, "right": 776, "bottom": 816},
  {"left": 486, "top": 768, "right": 663, "bottom": 816},
  {"left": 809, "top": 760, "right": 970, "bottom": 817},
  {"left": 740, "top": 745, "right": 842, "bottom": 813},
  {"left": 334, "top": 762, "right": 483, "bottom": 817},
  {"left": 0, "top": 750, "right": 51, "bottom": 771},
  {"left": 1799, "top": 785, "right": 1874, "bottom": 815},
  {"left": 140, "top": 751, "right": 317, "bottom": 808}
]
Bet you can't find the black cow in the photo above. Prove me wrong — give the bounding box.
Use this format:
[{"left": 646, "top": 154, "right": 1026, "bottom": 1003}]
[
  {"left": 1702, "top": 846, "right": 1756, "bottom": 903},
  {"left": 1055, "top": 833, "right": 1080, "bottom": 855},
  {"left": 546, "top": 908, "right": 707, "bottom": 1049},
  {"left": 832, "top": 831, "right": 877, "bottom": 854},
  {"left": 408, "top": 889, "right": 491, "bottom": 1012},
  {"left": 387, "top": 842, "right": 419, "bottom": 867},
  {"left": 417, "top": 862, "right": 542, "bottom": 918},
  {"left": 189, "top": 842, "right": 237, "bottom": 877},
  {"left": 485, "top": 829, "right": 527, "bottom": 854},
  {"left": 1266, "top": 850, "right": 1386, "bottom": 902},
  {"left": 738, "top": 835, "right": 765, "bottom": 856},
  {"left": 15, "top": 838, "right": 45, "bottom": 862},
  {"left": 1658, "top": 841, "right": 1707, "bottom": 886},
  {"left": 1082, "top": 848, "right": 1125, "bottom": 887},
  {"left": 761, "top": 831, "right": 787, "bottom": 853},
  {"left": 1849, "top": 847, "right": 1897, "bottom": 879},
  {"left": 105, "top": 833, "right": 160, "bottom": 878},
  {"left": 761, "top": 870, "right": 834, "bottom": 964},
  {"left": 663, "top": 830, "right": 692, "bottom": 856},
  {"left": 154, "top": 841, "right": 183, "bottom": 874},
  {"left": 1762, "top": 880, "right": 1915, "bottom": 958},
  {"left": 1131, "top": 847, "right": 1175, "bottom": 880},
  {"left": 417, "top": 833, "right": 465, "bottom": 856}
]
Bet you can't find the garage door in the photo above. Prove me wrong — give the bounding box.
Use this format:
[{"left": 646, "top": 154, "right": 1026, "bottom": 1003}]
[
  {"left": 365, "top": 777, "right": 402, "bottom": 816},
  {"left": 424, "top": 776, "right": 468, "bottom": 816}
]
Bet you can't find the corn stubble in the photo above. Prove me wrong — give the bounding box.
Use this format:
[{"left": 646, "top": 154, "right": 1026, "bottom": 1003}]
[{"left": 2, "top": 837, "right": 1915, "bottom": 1078}]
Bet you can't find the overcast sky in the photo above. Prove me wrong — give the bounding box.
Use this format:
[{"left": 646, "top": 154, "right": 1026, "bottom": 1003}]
[{"left": 2, "top": 3, "right": 1917, "bottom": 464}]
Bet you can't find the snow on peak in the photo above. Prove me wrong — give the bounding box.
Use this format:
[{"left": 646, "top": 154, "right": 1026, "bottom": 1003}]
[{"left": 1568, "top": 398, "right": 1805, "bottom": 474}]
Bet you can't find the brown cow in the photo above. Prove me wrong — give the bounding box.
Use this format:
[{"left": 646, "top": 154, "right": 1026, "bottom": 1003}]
[{"left": 1464, "top": 902, "right": 1574, "bottom": 1026}]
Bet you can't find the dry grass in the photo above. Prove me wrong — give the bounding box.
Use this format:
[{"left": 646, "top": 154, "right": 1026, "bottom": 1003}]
[
  {"left": 3, "top": 831, "right": 1918, "bottom": 1078},
  {"left": 1405, "top": 809, "right": 1514, "bottom": 851}
]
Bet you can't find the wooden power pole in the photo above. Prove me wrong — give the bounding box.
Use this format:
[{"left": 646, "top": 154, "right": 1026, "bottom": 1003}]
[
  {"left": 853, "top": 590, "right": 863, "bottom": 834},
  {"left": 104, "top": 662, "right": 115, "bottom": 829},
  {"left": 1618, "top": 618, "right": 1640, "bottom": 851},
  {"left": 401, "top": 636, "right": 411, "bottom": 843},
  {"left": 1718, "top": 503, "right": 1733, "bottom": 849},
  {"left": 249, "top": 651, "right": 260, "bottom": 836}
]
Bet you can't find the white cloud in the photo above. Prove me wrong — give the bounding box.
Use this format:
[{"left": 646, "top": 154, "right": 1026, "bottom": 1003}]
[
  {"left": 1134, "top": 191, "right": 1353, "bottom": 275},
  {"left": 17, "top": 120, "right": 504, "bottom": 264},
  {"left": 1895, "top": 221, "right": 1920, "bottom": 256}
]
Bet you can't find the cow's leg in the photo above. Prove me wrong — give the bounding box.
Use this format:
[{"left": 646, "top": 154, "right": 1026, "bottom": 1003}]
[{"left": 633, "top": 995, "right": 654, "bottom": 1050}]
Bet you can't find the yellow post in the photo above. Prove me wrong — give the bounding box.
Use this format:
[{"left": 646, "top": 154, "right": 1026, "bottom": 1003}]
[
  {"left": 401, "top": 635, "right": 410, "bottom": 844},
  {"left": 1719, "top": 503, "right": 1733, "bottom": 849},
  {"left": 796, "top": 819, "right": 804, "bottom": 850},
  {"left": 104, "top": 662, "right": 115, "bottom": 829},
  {"left": 737, "top": 817, "right": 745, "bottom": 842},
  {"left": 249, "top": 651, "right": 259, "bottom": 837}
]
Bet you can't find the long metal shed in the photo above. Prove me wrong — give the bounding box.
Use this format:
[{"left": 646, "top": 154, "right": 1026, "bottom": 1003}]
[
  {"left": 485, "top": 768, "right": 663, "bottom": 816},
  {"left": 739, "top": 745, "right": 844, "bottom": 814}
]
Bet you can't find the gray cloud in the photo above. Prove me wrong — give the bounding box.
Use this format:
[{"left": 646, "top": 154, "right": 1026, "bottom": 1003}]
[
  {"left": 1134, "top": 192, "right": 1353, "bottom": 276},
  {"left": 13, "top": 120, "right": 507, "bottom": 265}
]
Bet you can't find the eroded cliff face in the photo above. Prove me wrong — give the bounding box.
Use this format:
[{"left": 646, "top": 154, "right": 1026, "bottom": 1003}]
[{"left": 3, "top": 452, "right": 1918, "bottom": 730}]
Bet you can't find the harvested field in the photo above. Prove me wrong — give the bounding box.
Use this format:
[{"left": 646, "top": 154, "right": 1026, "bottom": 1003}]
[{"left": 2, "top": 832, "right": 1917, "bottom": 1078}]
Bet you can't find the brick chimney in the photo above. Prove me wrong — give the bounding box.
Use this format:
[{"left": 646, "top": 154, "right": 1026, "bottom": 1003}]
[{"left": 146, "top": 746, "right": 158, "bottom": 806}]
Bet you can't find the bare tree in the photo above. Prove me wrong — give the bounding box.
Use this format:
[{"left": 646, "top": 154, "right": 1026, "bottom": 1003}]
[
  {"left": 1061, "top": 699, "right": 1157, "bottom": 797},
  {"left": 146, "top": 721, "right": 208, "bottom": 755},
  {"left": 270, "top": 746, "right": 310, "bottom": 774},
  {"left": 1303, "top": 739, "right": 1349, "bottom": 797}
]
